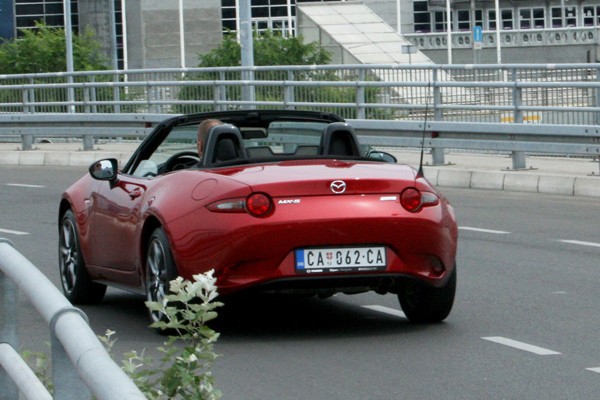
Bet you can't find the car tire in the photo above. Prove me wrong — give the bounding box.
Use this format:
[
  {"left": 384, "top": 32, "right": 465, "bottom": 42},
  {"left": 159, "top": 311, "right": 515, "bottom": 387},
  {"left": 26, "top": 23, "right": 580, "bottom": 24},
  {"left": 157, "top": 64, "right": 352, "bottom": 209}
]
[
  {"left": 59, "top": 209, "right": 107, "bottom": 304},
  {"left": 145, "top": 227, "right": 179, "bottom": 329},
  {"left": 398, "top": 265, "right": 456, "bottom": 323}
]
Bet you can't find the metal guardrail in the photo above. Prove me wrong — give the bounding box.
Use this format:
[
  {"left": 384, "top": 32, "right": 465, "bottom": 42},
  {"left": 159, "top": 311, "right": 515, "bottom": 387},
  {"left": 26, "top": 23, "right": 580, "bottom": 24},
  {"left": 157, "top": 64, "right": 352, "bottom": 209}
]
[
  {"left": 0, "top": 239, "right": 146, "bottom": 400},
  {"left": 1, "top": 114, "right": 599, "bottom": 171},
  {"left": 1, "top": 63, "right": 600, "bottom": 125},
  {"left": 1, "top": 64, "right": 600, "bottom": 170}
]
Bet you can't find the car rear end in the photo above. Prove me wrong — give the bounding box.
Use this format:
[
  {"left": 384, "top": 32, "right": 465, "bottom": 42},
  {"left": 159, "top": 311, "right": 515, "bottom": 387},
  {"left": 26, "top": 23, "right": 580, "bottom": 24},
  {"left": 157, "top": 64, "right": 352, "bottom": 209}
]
[{"left": 168, "top": 160, "right": 457, "bottom": 298}]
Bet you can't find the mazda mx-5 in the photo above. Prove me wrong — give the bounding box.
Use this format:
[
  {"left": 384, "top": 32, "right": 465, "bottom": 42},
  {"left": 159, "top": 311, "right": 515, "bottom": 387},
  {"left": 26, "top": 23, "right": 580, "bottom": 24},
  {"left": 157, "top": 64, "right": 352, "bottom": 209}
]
[{"left": 59, "top": 110, "right": 458, "bottom": 324}]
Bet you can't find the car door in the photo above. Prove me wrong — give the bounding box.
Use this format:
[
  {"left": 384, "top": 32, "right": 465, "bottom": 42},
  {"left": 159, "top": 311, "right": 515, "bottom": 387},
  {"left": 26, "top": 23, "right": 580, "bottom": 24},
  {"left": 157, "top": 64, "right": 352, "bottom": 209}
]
[{"left": 88, "top": 174, "right": 148, "bottom": 272}]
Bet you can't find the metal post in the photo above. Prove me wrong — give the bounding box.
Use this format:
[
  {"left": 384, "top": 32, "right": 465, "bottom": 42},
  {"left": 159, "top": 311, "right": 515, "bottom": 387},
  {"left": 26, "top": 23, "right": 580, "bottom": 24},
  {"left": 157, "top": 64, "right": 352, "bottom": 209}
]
[
  {"left": 83, "top": 135, "right": 94, "bottom": 151},
  {"left": 596, "top": 67, "right": 600, "bottom": 126},
  {"left": 512, "top": 151, "right": 527, "bottom": 170},
  {"left": 446, "top": 0, "right": 452, "bottom": 64},
  {"left": 121, "top": 0, "right": 129, "bottom": 70},
  {"left": 284, "top": 70, "right": 295, "bottom": 110},
  {"left": 286, "top": 0, "right": 293, "bottom": 36},
  {"left": 22, "top": 135, "right": 33, "bottom": 151},
  {"left": 219, "top": 71, "right": 227, "bottom": 111},
  {"left": 63, "top": 0, "right": 75, "bottom": 113},
  {"left": 239, "top": 0, "right": 255, "bottom": 108},
  {"left": 512, "top": 68, "right": 523, "bottom": 124},
  {"left": 356, "top": 70, "right": 366, "bottom": 119},
  {"left": 179, "top": 0, "right": 185, "bottom": 68},
  {"left": 431, "top": 68, "right": 445, "bottom": 165},
  {"left": 84, "top": 86, "right": 90, "bottom": 113},
  {"left": 109, "top": 0, "right": 119, "bottom": 70},
  {"left": 495, "top": 0, "right": 501, "bottom": 64},
  {"left": 432, "top": 69, "right": 442, "bottom": 121},
  {"left": 396, "top": 0, "right": 401, "bottom": 33},
  {"left": 113, "top": 72, "right": 121, "bottom": 114},
  {"left": 0, "top": 243, "right": 19, "bottom": 400},
  {"left": 22, "top": 85, "right": 29, "bottom": 114},
  {"left": 90, "top": 76, "right": 98, "bottom": 114},
  {"left": 28, "top": 77, "right": 35, "bottom": 114}
]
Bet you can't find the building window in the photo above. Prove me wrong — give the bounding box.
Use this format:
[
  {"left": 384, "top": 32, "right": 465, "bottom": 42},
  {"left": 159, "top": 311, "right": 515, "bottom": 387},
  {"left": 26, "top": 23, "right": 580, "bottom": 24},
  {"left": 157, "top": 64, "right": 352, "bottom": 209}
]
[
  {"left": 583, "top": 6, "right": 600, "bottom": 26},
  {"left": 433, "top": 10, "right": 452, "bottom": 32},
  {"left": 487, "top": 9, "right": 496, "bottom": 30},
  {"left": 457, "top": 9, "right": 470, "bottom": 31},
  {"left": 519, "top": 8, "right": 545, "bottom": 29},
  {"left": 222, "top": 0, "right": 309, "bottom": 36},
  {"left": 552, "top": 6, "right": 577, "bottom": 28},
  {"left": 501, "top": 9, "right": 513, "bottom": 30},
  {"left": 413, "top": 0, "right": 430, "bottom": 32},
  {"left": 565, "top": 7, "right": 577, "bottom": 27},
  {"left": 487, "top": 8, "right": 512, "bottom": 30},
  {"left": 474, "top": 9, "right": 483, "bottom": 28},
  {"left": 15, "top": 0, "right": 78, "bottom": 36}
]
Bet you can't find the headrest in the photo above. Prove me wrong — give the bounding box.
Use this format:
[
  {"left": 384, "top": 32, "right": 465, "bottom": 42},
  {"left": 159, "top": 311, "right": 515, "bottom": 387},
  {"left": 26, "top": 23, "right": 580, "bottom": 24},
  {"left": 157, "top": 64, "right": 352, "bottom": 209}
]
[
  {"left": 199, "top": 124, "right": 247, "bottom": 167},
  {"left": 319, "top": 122, "right": 362, "bottom": 157}
]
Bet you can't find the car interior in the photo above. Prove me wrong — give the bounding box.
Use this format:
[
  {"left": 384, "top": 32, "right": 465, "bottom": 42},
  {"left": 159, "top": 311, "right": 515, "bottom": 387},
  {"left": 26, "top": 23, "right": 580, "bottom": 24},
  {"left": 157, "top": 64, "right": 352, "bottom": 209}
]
[{"left": 125, "top": 111, "right": 396, "bottom": 177}]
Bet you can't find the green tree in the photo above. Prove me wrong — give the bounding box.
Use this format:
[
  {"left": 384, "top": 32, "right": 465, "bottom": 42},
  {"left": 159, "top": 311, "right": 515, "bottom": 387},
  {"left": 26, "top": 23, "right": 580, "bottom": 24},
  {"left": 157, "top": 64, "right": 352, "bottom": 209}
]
[
  {"left": 0, "top": 21, "right": 108, "bottom": 74},
  {"left": 197, "top": 30, "right": 331, "bottom": 67}
]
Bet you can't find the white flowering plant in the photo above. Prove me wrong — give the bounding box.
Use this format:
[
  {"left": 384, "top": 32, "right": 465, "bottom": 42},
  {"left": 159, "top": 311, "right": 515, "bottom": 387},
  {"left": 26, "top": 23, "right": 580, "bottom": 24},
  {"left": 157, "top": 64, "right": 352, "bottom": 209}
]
[{"left": 99, "top": 270, "right": 223, "bottom": 400}]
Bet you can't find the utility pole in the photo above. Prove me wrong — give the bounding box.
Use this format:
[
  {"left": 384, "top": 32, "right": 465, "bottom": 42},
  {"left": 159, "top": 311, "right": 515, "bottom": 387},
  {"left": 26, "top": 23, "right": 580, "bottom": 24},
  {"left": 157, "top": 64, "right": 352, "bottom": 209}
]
[
  {"left": 179, "top": 0, "right": 185, "bottom": 68},
  {"left": 495, "top": 0, "right": 501, "bottom": 64},
  {"left": 446, "top": 0, "right": 452, "bottom": 64},
  {"left": 239, "top": 0, "right": 255, "bottom": 107},
  {"left": 63, "top": 0, "right": 75, "bottom": 113}
]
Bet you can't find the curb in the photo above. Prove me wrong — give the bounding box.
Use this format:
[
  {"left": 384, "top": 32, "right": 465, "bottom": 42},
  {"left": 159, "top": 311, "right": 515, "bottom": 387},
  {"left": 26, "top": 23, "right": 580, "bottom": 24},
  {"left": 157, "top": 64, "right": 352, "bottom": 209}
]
[
  {"left": 423, "top": 167, "right": 600, "bottom": 198},
  {"left": 0, "top": 151, "right": 132, "bottom": 167}
]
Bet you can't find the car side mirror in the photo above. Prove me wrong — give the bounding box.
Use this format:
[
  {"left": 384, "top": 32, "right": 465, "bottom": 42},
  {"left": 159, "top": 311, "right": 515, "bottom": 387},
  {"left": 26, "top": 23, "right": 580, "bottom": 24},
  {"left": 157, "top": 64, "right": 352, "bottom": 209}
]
[
  {"left": 89, "top": 158, "right": 118, "bottom": 181},
  {"left": 367, "top": 151, "right": 397, "bottom": 163}
]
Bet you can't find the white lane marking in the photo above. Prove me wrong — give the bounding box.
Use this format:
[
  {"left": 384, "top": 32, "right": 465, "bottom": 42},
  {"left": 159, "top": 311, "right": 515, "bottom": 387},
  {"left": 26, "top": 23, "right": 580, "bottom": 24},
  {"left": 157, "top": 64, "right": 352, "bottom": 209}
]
[
  {"left": 558, "top": 240, "right": 600, "bottom": 249},
  {"left": 482, "top": 337, "right": 561, "bottom": 355},
  {"left": 6, "top": 183, "right": 45, "bottom": 188},
  {"left": 0, "top": 228, "right": 30, "bottom": 236},
  {"left": 363, "top": 305, "right": 406, "bottom": 319},
  {"left": 586, "top": 368, "right": 600, "bottom": 374},
  {"left": 459, "top": 227, "right": 510, "bottom": 235}
]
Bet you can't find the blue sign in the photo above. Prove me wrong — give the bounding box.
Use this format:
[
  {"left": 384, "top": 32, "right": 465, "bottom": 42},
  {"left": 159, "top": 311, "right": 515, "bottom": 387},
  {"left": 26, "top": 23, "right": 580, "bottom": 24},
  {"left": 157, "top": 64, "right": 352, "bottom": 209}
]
[
  {"left": 0, "top": 0, "right": 15, "bottom": 40},
  {"left": 473, "top": 26, "right": 483, "bottom": 42}
]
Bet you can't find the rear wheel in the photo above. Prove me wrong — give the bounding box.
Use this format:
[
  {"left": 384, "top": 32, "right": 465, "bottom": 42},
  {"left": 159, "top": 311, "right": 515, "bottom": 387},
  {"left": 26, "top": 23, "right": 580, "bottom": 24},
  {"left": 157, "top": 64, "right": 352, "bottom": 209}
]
[
  {"left": 145, "top": 227, "right": 178, "bottom": 328},
  {"left": 58, "top": 209, "right": 106, "bottom": 304},
  {"left": 398, "top": 266, "right": 456, "bottom": 323}
]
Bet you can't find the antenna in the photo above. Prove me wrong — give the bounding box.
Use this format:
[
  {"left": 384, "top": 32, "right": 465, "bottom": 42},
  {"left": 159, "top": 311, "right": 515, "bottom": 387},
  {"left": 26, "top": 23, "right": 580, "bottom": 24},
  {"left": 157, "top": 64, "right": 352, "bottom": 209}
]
[{"left": 416, "top": 80, "right": 432, "bottom": 178}]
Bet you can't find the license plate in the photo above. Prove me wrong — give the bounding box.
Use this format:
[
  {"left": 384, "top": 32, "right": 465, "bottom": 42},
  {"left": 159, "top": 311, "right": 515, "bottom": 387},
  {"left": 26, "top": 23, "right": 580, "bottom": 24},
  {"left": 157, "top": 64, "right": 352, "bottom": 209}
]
[{"left": 295, "top": 246, "right": 386, "bottom": 274}]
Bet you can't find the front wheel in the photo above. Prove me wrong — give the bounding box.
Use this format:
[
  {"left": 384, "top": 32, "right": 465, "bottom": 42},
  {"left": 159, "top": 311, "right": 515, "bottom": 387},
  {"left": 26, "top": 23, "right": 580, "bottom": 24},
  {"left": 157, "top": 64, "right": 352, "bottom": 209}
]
[
  {"left": 145, "top": 227, "right": 178, "bottom": 327},
  {"left": 58, "top": 209, "right": 106, "bottom": 304},
  {"left": 398, "top": 266, "right": 456, "bottom": 323}
]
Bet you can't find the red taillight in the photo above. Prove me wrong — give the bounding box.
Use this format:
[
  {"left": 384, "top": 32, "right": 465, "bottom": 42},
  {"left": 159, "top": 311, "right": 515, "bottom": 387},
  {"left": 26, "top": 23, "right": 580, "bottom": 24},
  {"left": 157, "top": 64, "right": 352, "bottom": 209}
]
[
  {"left": 246, "top": 193, "right": 272, "bottom": 217},
  {"left": 401, "top": 188, "right": 422, "bottom": 212},
  {"left": 400, "top": 188, "right": 439, "bottom": 212}
]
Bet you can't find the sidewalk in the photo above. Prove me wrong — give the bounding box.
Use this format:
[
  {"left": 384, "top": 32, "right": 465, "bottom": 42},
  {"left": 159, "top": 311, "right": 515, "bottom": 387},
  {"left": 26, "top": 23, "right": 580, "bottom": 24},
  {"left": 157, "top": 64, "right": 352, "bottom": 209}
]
[{"left": 0, "top": 141, "right": 599, "bottom": 198}]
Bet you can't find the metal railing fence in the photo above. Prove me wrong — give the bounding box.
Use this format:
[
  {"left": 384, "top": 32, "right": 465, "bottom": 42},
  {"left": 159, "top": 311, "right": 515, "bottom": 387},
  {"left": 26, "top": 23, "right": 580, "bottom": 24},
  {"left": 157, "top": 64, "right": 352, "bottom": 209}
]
[
  {"left": 1, "top": 63, "right": 600, "bottom": 125},
  {"left": 0, "top": 239, "right": 146, "bottom": 400}
]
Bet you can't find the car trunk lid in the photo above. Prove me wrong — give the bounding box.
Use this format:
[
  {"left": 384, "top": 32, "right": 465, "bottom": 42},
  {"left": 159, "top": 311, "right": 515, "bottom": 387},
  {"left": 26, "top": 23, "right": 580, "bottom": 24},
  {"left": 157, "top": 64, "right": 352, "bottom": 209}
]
[{"left": 207, "top": 159, "right": 417, "bottom": 196}]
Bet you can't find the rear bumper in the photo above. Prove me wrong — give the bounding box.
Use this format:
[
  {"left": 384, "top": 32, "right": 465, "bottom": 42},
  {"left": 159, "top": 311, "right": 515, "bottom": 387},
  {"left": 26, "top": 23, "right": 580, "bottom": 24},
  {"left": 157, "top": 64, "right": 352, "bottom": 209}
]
[{"left": 169, "top": 194, "right": 457, "bottom": 295}]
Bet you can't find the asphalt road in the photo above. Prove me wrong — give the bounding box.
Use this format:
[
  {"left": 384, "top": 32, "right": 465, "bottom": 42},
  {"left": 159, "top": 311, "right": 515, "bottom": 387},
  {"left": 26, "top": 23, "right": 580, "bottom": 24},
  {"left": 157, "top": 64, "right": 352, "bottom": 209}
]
[{"left": 1, "top": 165, "right": 600, "bottom": 399}]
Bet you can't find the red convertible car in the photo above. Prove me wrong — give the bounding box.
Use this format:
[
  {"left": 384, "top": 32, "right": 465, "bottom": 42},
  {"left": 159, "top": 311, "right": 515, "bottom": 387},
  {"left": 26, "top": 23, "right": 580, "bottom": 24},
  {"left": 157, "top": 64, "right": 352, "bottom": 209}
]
[{"left": 59, "top": 110, "right": 457, "bottom": 324}]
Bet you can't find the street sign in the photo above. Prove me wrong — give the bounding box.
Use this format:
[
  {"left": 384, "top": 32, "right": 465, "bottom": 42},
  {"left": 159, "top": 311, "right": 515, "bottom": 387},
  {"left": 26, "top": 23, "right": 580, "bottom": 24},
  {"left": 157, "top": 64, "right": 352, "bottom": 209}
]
[{"left": 474, "top": 26, "right": 483, "bottom": 42}]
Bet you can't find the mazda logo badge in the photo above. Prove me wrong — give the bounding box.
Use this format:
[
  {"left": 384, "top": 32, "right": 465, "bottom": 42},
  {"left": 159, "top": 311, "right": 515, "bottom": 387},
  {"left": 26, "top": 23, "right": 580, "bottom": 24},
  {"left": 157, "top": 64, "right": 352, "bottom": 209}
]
[{"left": 330, "top": 180, "right": 346, "bottom": 194}]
